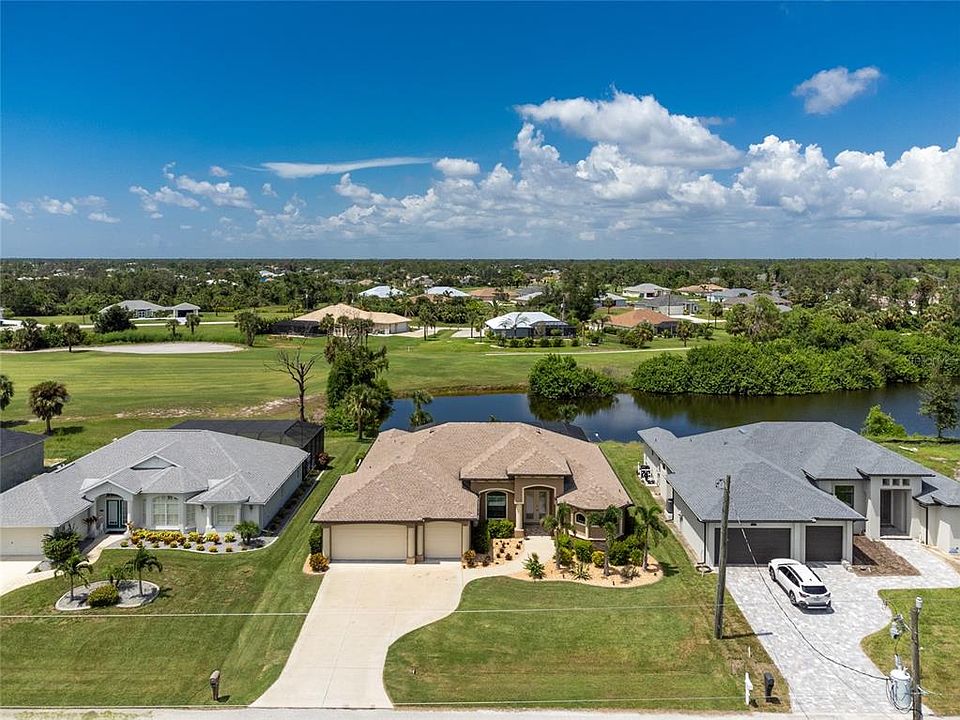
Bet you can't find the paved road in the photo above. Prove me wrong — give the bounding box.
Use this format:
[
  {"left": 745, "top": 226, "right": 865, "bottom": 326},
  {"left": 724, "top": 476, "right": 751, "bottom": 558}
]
[{"left": 727, "top": 539, "right": 960, "bottom": 717}]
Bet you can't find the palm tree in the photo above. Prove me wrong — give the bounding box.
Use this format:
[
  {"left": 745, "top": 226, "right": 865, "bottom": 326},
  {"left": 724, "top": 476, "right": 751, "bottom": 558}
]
[
  {"left": 0, "top": 374, "right": 13, "bottom": 411},
  {"left": 345, "top": 384, "right": 378, "bottom": 440},
  {"left": 165, "top": 317, "right": 180, "bottom": 340},
  {"left": 629, "top": 505, "right": 667, "bottom": 571},
  {"left": 635, "top": 322, "right": 654, "bottom": 348},
  {"left": 541, "top": 501, "right": 572, "bottom": 569},
  {"left": 185, "top": 313, "right": 201, "bottom": 335},
  {"left": 587, "top": 505, "right": 622, "bottom": 577},
  {"left": 54, "top": 552, "right": 91, "bottom": 601},
  {"left": 676, "top": 320, "right": 693, "bottom": 347},
  {"left": 409, "top": 389, "right": 434, "bottom": 428},
  {"left": 126, "top": 547, "right": 163, "bottom": 596},
  {"left": 709, "top": 301, "right": 724, "bottom": 327},
  {"left": 418, "top": 303, "right": 437, "bottom": 340},
  {"left": 62, "top": 322, "right": 84, "bottom": 352},
  {"left": 28, "top": 380, "right": 70, "bottom": 434}
]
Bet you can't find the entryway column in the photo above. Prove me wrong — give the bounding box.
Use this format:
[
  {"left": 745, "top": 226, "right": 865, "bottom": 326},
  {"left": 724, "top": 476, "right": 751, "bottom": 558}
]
[
  {"left": 205, "top": 505, "right": 213, "bottom": 532},
  {"left": 514, "top": 500, "right": 524, "bottom": 538}
]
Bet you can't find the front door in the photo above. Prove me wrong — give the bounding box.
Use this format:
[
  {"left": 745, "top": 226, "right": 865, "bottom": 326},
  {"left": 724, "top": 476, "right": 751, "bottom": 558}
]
[
  {"left": 880, "top": 491, "right": 892, "bottom": 525},
  {"left": 524, "top": 489, "right": 550, "bottom": 524},
  {"left": 105, "top": 498, "right": 125, "bottom": 532}
]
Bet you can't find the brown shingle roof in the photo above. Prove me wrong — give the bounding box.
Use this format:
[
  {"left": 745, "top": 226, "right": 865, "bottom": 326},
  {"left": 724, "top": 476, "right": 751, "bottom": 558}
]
[
  {"left": 294, "top": 303, "right": 410, "bottom": 325},
  {"left": 608, "top": 308, "right": 678, "bottom": 329},
  {"left": 316, "top": 423, "right": 630, "bottom": 523}
]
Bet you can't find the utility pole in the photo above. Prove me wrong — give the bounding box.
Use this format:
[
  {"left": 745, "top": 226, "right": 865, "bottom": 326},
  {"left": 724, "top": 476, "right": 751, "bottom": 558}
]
[
  {"left": 911, "top": 596, "right": 923, "bottom": 720},
  {"left": 714, "top": 474, "right": 732, "bottom": 640}
]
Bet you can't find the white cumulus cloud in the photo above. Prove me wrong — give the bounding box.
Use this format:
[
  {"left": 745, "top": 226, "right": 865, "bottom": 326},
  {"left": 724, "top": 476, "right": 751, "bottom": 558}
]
[
  {"left": 0, "top": 203, "right": 13, "bottom": 222},
  {"left": 37, "top": 197, "right": 77, "bottom": 215},
  {"left": 261, "top": 183, "right": 278, "bottom": 197},
  {"left": 209, "top": 165, "right": 231, "bottom": 177},
  {"left": 88, "top": 211, "right": 120, "bottom": 224},
  {"left": 793, "top": 66, "right": 882, "bottom": 114},
  {"left": 130, "top": 185, "right": 202, "bottom": 215},
  {"left": 174, "top": 175, "right": 253, "bottom": 208},
  {"left": 434, "top": 157, "right": 481, "bottom": 177}
]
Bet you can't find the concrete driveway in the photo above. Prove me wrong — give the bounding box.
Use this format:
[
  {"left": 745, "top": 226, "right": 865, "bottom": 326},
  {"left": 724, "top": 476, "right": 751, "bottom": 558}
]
[
  {"left": 254, "top": 537, "right": 550, "bottom": 709},
  {"left": 0, "top": 557, "right": 47, "bottom": 596},
  {"left": 727, "top": 539, "right": 959, "bottom": 716}
]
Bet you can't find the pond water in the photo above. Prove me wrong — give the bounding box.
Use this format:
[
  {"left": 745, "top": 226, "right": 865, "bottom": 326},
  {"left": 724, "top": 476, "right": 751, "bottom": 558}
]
[{"left": 382, "top": 384, "right": 942, "bottom": 441}]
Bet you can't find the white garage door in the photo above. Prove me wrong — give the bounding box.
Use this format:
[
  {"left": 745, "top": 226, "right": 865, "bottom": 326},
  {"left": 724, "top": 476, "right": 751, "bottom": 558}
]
[
  {"left": 331, "top": 524, "right": 407, "bottom": 561},
  {"left": 0, "top": 527, "right": 45, "bottom": 557},
  {"left": 425, "top": 521, "right": 463, "bottom": 559}
]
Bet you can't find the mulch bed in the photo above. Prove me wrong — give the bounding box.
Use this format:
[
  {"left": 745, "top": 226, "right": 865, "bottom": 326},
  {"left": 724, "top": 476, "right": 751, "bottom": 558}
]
[
  {"left": 55, "top": 580, "right": 160, "bottom": 611},
  {"left": 851, "top": 536, "right": 920, "bottom": 576}
]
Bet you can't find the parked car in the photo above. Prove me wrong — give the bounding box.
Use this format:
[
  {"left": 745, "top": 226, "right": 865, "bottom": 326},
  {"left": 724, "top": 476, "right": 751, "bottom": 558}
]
[{"left": 768, "top": 558, "right": 832, "bottom": 609}]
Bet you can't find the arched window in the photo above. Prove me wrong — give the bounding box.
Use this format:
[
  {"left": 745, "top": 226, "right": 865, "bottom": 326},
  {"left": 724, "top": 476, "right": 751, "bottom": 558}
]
[
  {"left": 486, "top": 491, "right": 507, "bottom": 519},
  {"left": 574, "top": 512, "right": 587, "bottom": 525},
  {"left": 152, "top": 495, "right": 180, "bottom": 528}
]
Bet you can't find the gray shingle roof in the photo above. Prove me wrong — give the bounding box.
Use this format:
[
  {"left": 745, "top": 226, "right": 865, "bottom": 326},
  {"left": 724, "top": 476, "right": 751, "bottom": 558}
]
[
  {"left": 915, "top": 473, "right": 960, "bottom": 507},
  {"left": 0, "top": 428, "right": 46, "bottom": 456},
  {"left": 317, "top": 422, "right": 629, "bottom": 523},
  {"left": 1, "top": 430, "right": 306, "bottom": 527}
]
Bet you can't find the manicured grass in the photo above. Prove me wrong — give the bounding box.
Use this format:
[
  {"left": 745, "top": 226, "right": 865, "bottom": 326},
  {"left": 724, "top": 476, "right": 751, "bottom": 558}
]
[
  {"left": 0, "top": 437, "right": 365, "bottom": 707},
  {"left": 880, "top": 439, "right": 960, "bottom": 478},
  {"left": 383, "top": 441, "right": 787, "bottom": 711},
  {"left": 862, "top": 588, "right": 960, "bottom": 716}
]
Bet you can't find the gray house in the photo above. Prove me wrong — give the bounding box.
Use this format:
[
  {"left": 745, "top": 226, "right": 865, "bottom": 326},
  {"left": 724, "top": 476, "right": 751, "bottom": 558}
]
[
  {"left": 0, "top": 429, "right": 46, "bottom": 492},
  {"left": 0, "top": 429, "right": 307, "bottom": 556},
  {"left": 639, "top": 422, "right": 960, "bottom": 565}
]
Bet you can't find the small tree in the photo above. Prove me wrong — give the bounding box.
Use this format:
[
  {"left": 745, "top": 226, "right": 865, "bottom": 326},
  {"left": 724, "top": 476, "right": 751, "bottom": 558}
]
[
  {"left": 234, "top": 521, "right": 261, "bottom": 545},
  {"left": 42, "top": 527, "right": 80, "bottom": 566},
  {"left": 267, "top": 347, "right": 321, "bottom": 422},
  {"left": 235, "top": 311, "right": 261, "bottom": 347},
  {"left": 541, "top": 501, "right": 572, "bottom": 570},
  {"left": 62, "top": 322, "right": 84, "bottom": 352},
  {"left": 709, "top": 301, "right": 724, "bottom": 327},
  {"left": 919, "top": 366, "right": 960, "bottom": 439},
  {"left": 166, "top": 317, "right": 180, "bottom": 340},
  {"left": 28, "top": 380, "right": 70, "bottom": 434},
  {"left": 126, "top": 547, "right": 163, "bottom": 596},
  {"left": 94, "top": 305, "right": 134, "bottom": 333},
  {"left": 676, "top": 320, "right": 693, "bottom": 347},
  {"left": 629, "top": 505, "right": 667, "bottom": 571},
  {"left": 861, "top": 405, "right": 907, "bottom": 438},
  {"left": 185, "top": 313, "right": 201, "bottom": 335},
  {"left": 409, "top": 389, "right": 434, "bottom": 428},
  {"left": 0, "top": 374, "right": 13, "bottom": 411},
  {"left": 587, "top": 505, "right": 622, "bottom": 577},
  {"left": 54, "top": 552, "right": 91, "bottom": 601}
]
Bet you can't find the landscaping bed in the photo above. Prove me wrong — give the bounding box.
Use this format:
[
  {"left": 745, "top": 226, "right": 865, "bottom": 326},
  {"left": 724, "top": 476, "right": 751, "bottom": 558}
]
[
  {"left": 122, "top": 529, "right": 272, "bottom": 554},
  {"left": 851, "top": 536, "right": 920, "bottom": 576},
  {"left": 509, "top": 555, "right": 661, "bottom": 588},
  {"left": 55, "top": 580, "right": 159, "bottom": 611}
]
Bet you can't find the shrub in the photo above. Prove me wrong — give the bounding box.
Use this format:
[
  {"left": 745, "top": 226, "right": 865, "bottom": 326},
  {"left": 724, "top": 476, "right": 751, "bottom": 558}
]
[
  {"left": 226, "top": 546, "right": 234, "bottom": 553},
  {"left": 556, "top": 546, "right": 574, "bottom": 567},
  {"left": 620, "top": 564, "right": 637, "bottom": 581},
  {"left": 486, "top": 519, "right": 515, "bottom": 539},
  {"left": 187, "top": 531, "right": 201, "bottom": 544},
  {"left": 224, "top": 533, "right": 236, "bottom": 543},
  {"left": 556, "top": 533, "right": 573, "bottom": 550},
  {"left": 523, "top": 553, "right": 546, "bottom": 579},
  {"left": 573, "top": 562, "right": 591, "bottom": 580},
  {"left": 570, "top": 337, "right": 580, "bottom": 347},
  {"left": 169, "top": 542, "right": 178, "bottom": 549},
  {"left": 235, "top": 520, "right": 261, "bottom": 545},
  {"left": 462, "top": 549, "right": 477, "bottom": 567},
  {"left": 505, "top": 552, "right": 513, "bottom": 561},
  {"left": 315, "top": 452, "right": 331, "bottom": 468},
  {"left": 309, "top": 552, "right": 329, "bottom": 572},
  {"left": 523, "top": 337, "right": 535, "bottom": 348},
  {"left": 551, "top": 337, "right": 563, "bottom": 347},
  {"left": 471, "top": 521, "right": 491, "bottom": 553},
  {"left": 509, "top": 338, "right": 520, "bottom": 348},
  {"left": 182, "top": 542, "right": 192, "bottom": 549},
  {"left": 308, "top": 524, "right": 324, "bottom": 554},
  {"left": 195, "top": 544, "right": 206, "bottom": 552},
  {"left": 573, "top": 538, "right": 594, "bottom": 563},
  {"left": 608, "top": 535, "right": 640, "bottom": 565},
  {"left": 152, "top": 542, "right": 161, "bottom": 548},
  {"left": 87, "top": 584, "right": 120, "bottom": 607},
  {"left": 204, "top": 532, "right": 220, "bottom": 544},
  {"left": 528, "top": 353, "right": 617, "bottom": 402},
  {"left": 629, "top": 548, "right": 645, "bottom": 567},
  {"left": 119, "top": 540, "right": 129, "bottom": 548},
  {"left": 591, "top": 550, "right": 605, "bottom": 568},
  {"left": 41, "top": 527, "right": 80, "bottom": 566},
  {"left": 106, "top": 563, "right": 129, "bottom": 588},
  {"left": 538, "top": 337, "right": 551, "bottom": 348},
  {"left": 208, "top": 545, "right": 219, "bottom": 553},
  {"left": 861, "top": 404, "right": 907, "bottom": 438}
]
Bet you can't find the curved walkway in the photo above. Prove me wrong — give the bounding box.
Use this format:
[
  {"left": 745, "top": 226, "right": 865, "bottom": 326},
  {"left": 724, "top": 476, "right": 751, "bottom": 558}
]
[{"left": 253, "top": 536, "right": 552, "bottom": 709}]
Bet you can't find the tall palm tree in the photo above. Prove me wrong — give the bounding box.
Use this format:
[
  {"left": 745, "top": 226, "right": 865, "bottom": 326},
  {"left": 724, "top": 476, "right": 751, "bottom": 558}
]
[
  {"left": 709, "top": 301, "right": 724, "bottom": 327},
  {"left": 165, "top": 318, "right": 180, "bottom": 340},
  {"left": 345, "top": 385, "right": 378, "bottom": 440},
  {"left": 0, "top": 374, "right": 14, "bottom": 411},
  {"left": 541, "top": 501, "right": 572, "bottom": 569},
  {"left": 126, "top": 547, "right": 163, "bottom": 596},
  {"left": 185, "top": 313, "right": 201, "bottom": 335},
  {"left": 62, "top": 322, "right": 84, "bottom": 352},
  {"left": 409, "top": 389, "right": 434, "bottom": 428},
  {"left": 676, "top": 320, "right": 693, "bottom": 347},
  {"left": 587, "top": 505, "right": 622, "bottom": 577},
  {"left": 28, "top": 380, "right": 70, "bottom": 434},
  {"left": 54, "top": 552, "right": 91, "bottom": 601},
  {"left": 629, "top": 505, "right": 667, "bottom": 571}
]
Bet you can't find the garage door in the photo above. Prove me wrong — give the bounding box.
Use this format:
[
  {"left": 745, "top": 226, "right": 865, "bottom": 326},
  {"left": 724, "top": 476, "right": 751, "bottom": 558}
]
[
  {"left": 714, "top": 527, "right": 791, "bottom": 565},
  {"left": 0, "top": 527, "right": 45, "bottom": 557},
  {"left": 424, "top": 521, "right": 463, "bottom": 559},
  {"left": 805, "top": 525, "right": 843, "bottom": 562},
  {"left": 331, "top": 524, "right": 407, "bottom": 561}
]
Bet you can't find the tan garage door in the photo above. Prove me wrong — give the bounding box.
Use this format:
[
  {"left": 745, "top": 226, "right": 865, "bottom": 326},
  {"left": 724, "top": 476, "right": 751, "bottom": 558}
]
[
  {"left": 0, "top": 527, "right": 45, "bottom": 557},
  {"left": 331, "top": 524, "right": 407, "bottom": 561},
  {"left": 424, "top": 521, "right": 463, "bottom": 559}
]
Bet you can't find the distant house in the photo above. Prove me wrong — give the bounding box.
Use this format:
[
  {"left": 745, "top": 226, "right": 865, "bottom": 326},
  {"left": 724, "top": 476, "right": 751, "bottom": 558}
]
[
  {"left": 705, "top": 288, "right": 755, "bottom": 304},
  {"left": 288, "top": 303, "right": 410, "bottom": 335},
  {"left": 172, "top": 419, "right": 324, "bottom": 469},
  {"left": 485, "top": 311, "right": 573, "bottom": 338},
  {"left": 675, "top": 283, "right": 726, "bottom": 296},
  {"left": 595, "top": 292, "right": 627, "bottom": 308},
  {"left": 638, "top": 297, "right": 700, "bottom": 315},
  {"left": 608, "top": 308, "right": 678, "bottom": 332},
  {"left": 514, "top": 291, "right": 543, "bottom": 305},
  {"left": 0, "top": 429, "right": 45, "bottom": 493},
  {"left": 100, "top": 300, "right": 200, "bottom": 319},
  {"left": 425, "top": 286, "right": 469, "bottom": 298},
  {"left": 469, "top": 287, "right": 514, "bottom": 304},
  {"left": 358, "top": 285, "right": 405, "bottom": 299},
  {"left": 724, "top": 293, "right": 792, "bottom": 313},
  {"left": 622, "top": 283, "right": 670, "bottom": 299}
]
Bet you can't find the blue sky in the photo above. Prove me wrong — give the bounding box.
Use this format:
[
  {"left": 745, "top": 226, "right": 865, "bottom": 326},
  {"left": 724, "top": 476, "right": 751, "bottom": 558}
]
[{"left": 2, "top": 1, "right": 958, "bottom": 258}]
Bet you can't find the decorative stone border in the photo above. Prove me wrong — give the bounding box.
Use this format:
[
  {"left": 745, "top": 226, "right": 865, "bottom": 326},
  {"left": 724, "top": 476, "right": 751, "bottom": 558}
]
[{"left": 55, "top": 580, "right": 160, "bottom": 612}]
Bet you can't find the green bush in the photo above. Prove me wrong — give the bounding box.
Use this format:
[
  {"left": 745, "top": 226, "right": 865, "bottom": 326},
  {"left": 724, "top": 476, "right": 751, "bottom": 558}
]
[
  {"left": 629, "top": 548, "right": 645, "bottom": 567},
  {"left": 486, "top": 519, "right": 515, "bottom": 539},
  {"left": 538, "top": 337, "right": 551, "bottom": 348},
  {"left": 529, "top": 353, "right": 617, "bottom": 402},
  {"left": 591, "top": 550, "right": 605, "bottom": 568},
  {"left": 608, "top": 535, "right": 640, "bottom": 565},
  {"left": 471, "top": 521, "right": 491, "bottom": 553},
  {"left": 556, "top": 533, "right": 573, "bottom": 550},
  {"left": 308, "top": 524, "right": 324, "bottom": 554},
  {"left": 87, "top": 584, "right": 120, "bottom": 607},
  {"left": 861, "top": 404, "right": 907, "bottom": 437},
  {"left": 41, "top": 527, "right": 80, "bottom": 566},
  {"left": 223, "top": 533, "right": 236, "bottom": 543},
  {"left": 573, "top": 538, "right": 594, "bottom": 563},
  {"left": 573, "top": 561, "right": 591, "bottom": 580},
  {"left": 523, "top": 553, "right": 546, "bottom": 579},
  {"left": 556, "top": 546, "right": 573, "bottom": 566}
]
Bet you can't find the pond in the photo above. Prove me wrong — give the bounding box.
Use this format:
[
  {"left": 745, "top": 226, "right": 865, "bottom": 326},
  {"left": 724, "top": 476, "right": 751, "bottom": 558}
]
[{"left": 382, "top": 384, "right": 942, "bottom": 441}]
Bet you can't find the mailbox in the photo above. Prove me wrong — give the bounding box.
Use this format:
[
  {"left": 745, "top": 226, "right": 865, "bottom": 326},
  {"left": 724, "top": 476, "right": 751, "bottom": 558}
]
[{"left": 209, "top": 669, "right": 221, "bottom": 701}]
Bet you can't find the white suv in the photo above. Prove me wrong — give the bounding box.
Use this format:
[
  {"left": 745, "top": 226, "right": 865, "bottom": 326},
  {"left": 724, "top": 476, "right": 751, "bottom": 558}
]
[{"left": 768, "top": 558, "right": 832, "bottom": 609}]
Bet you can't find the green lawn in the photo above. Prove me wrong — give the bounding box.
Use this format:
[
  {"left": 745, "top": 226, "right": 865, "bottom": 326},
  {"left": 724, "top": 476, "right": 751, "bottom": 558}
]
[
  {"left": 881, "top": 439, "right": 960, "bottom": 479},
  {"left": 0, "top": 436, "right": 365, "bottom": 707},
  {"left": 382, "top": 441, "right": 788, "bottom": 712},
  {"left": 862, "top": 589, "right": 960, "bottom": 716}
]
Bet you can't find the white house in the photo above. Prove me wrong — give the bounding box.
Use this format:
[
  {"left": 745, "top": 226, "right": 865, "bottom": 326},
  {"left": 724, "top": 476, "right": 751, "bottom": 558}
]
[
  {"left": 425, "top": 286, "right": 469, "bottom": 298},
  {"left": 622, "top": 283, "right": 670, "bottom": 299},
  {"left": 358, "top": 285, "right": 405, "bottom": 299},
  {"left": 100, "top": 300, "right": 200, "bottom": 319},
  {"left": 484, "top": 311, "right": 573, "bottom": 338}
]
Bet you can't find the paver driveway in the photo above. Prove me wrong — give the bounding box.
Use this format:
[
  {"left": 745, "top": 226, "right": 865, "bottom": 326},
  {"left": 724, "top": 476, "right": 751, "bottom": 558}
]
[
  {"left": 727, "top": 539, "right": 959, "bottom": 716},
  {"left": 254, "top": 537, "right": 550, "bottom": 709}
]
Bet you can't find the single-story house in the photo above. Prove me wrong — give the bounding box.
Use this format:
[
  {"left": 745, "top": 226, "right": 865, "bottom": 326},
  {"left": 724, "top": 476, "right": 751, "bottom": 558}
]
[
  {"left": 485, "top": 311, "right": 574, "bottom": 338},
  {"left": 315, "top": 422, "right": 631, "bottom": 562},
  {"left": 425, "top": 286, "right": 469, "bottom": 298},
  {"left": 595, "top": 292, "right": 628, "bottom": 308},
  {"left": 0, "top": 429, "right": 46, "bottom": 492},
  {"left": 608, "top": 308, "right": 679, "bottom": 332},
  {"left": 0, "top": 429, "right": 307, "bottom": 557},
  {"left": 705, "top": 288, "right": 755, "bottom": 304},
  {"left": 358, "top": 285, "right": 404, "bottom": 298},
  {"left": 639, "top": 422, "right": 960, "bottom": 566},
  {"left": 172, "top": 419, "right": 324, "bottom": 469},
  {"left": 638, "top": 297, "right": 701, "bottom": 315},
  {"left": 723, "top": 293, "right": 792, "bottom": 313},
  {"left": 622, "top": 283, "right": 670, "bottom": 299},
  {"left": 100, "top": 300, "right": 200, "bottom": 319},
  {"left": 469, "top": 287, "right": 516, "bottom": 304},
  {"left": 514, "top": 291, "right": 544, "bottom": 304},
  {"left": 675, "top": 283, "right": 726, "bottom": 296},
  {"left": 291, "top": 303, "right": 410, "bottom": 335}
]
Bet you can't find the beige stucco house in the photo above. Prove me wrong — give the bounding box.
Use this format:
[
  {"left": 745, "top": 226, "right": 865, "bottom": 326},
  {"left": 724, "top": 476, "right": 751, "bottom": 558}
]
[
  {"left": 315, "top": 422, "right": 631, "bottom": 563},
  {"left": 294, "top": 303, "right": 410, "bottom": 334}
]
